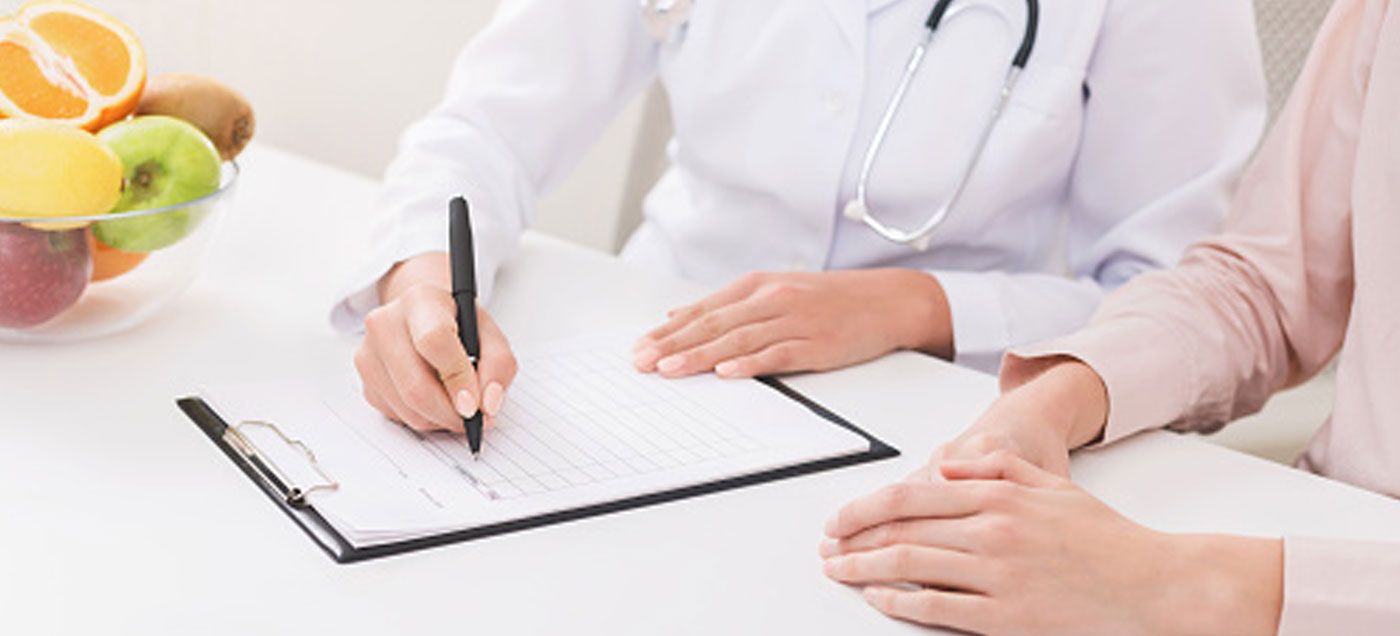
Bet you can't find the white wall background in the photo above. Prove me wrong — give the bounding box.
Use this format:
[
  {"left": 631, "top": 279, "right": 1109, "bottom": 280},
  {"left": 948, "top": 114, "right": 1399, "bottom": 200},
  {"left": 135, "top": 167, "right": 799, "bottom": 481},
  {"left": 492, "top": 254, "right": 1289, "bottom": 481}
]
[{"left": 0, "top": 0, "right": 650, "bottom": 253}]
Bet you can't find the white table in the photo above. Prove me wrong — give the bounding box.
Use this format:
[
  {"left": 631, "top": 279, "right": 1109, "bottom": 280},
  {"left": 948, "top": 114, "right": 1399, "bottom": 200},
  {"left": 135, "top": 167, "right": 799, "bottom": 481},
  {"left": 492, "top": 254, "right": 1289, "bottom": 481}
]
[{"left": 3, "top": 146, "right": 1398, "bottom": 635}]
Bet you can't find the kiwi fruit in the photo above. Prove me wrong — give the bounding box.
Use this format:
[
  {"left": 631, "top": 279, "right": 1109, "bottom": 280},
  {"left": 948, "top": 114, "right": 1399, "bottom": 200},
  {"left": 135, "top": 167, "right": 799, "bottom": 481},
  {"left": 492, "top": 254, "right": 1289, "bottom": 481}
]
[{"left": 136, "top": 73, "right": 255, "bottom": 161}]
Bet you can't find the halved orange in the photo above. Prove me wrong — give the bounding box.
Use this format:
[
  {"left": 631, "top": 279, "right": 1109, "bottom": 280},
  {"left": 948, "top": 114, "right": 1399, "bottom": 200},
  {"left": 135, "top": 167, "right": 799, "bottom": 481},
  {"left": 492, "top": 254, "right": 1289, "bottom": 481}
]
[{"left": 0, "top": 1, "right": 146, "bottom": 132}]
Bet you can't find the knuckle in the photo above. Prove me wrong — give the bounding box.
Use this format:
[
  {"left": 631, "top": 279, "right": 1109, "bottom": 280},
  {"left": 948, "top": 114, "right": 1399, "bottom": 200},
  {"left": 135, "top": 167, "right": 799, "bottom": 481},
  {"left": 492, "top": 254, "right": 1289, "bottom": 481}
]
[
  {"left": 766, "top": 344, "right": 794, "bottom": 368},
  {"left": 402, "top": 379, "right": 440, "bottom": 409},
  {"left": 675, "top": 304, "right": 703, "bottom": 321},
  {"left": 697, "top": 311, "right": 724, "bottom": 333},
  {"left": 976, "top": 515, "right": 1019, "bottom": 552},
  {"left": 889, "top": 545, "right": 917, "bottom": 576},
  {"left": 727, "top": 328, "right": 754, "bottom": 353},
  {"left": 764, "top": 282, "right": 799, "bottom": 303},
  {"left": 971, "top": 431, "right": 1010, "bottom": 454},
  {"left": 866, "top": 588, "right": 894, "bottom": 612},
  {"left": 881, "top": 483, "right": 914, "bottom": 511},
  {"left": 874, "top": 522, "right": 903, "bottom": 548},
  {"left": 978, "top": 481, "right": 1018, "bottom": 510},
  {"left": 352, "top": 346, "right": 372, "bottom": 374},
  {"left": 411, "top": 322, "right": 456, "bottom": 355},
  {"left": 363, "top": 306, "right": 392, "bottom": 333},
  {"left": 402, "top": 284, "right": 444, "bottom": 306},
  {"left": 738, "top": 271, "right": 767, "bottom": 288}
]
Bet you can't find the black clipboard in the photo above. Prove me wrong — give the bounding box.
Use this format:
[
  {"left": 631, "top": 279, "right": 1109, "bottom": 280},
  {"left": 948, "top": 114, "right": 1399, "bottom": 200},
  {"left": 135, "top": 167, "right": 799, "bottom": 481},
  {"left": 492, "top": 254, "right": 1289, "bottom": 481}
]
[{"left": 178, "top": 377, "right": 899, "bottom": 564}]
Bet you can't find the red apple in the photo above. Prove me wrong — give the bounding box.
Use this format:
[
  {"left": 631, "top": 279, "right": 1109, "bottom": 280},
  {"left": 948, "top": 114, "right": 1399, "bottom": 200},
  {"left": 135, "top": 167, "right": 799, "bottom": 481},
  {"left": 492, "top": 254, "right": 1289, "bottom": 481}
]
[{"left": 0, "top": 223, "right": 92, "bottom": 328}]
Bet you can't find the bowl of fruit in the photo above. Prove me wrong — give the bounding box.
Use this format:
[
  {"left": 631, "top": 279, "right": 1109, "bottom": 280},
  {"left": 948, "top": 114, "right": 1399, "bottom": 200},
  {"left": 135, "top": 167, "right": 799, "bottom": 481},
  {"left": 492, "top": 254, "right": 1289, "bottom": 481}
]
[{"left": 0, "top": 1, "right": 254, "bottom": 343}]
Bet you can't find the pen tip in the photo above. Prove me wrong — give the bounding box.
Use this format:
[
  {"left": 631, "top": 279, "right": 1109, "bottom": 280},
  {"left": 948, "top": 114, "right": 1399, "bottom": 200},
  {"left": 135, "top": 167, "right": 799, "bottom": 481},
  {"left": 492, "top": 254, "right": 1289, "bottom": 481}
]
[{"left": 472, "top": 452, "right": 481, "bottom": 461}]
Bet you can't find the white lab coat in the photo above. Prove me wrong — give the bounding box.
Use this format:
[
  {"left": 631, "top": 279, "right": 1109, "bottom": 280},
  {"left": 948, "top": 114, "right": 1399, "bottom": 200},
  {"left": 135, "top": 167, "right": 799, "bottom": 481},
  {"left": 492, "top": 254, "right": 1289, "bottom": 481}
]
[{"left": 334, "top": 0, "right": 1266, "bottom": 372}]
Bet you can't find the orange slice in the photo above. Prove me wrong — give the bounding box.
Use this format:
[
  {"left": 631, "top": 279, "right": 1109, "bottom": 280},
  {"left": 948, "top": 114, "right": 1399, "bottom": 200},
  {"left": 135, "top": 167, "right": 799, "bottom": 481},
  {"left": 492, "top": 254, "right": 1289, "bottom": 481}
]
[{"left": 0, "top": 1, "right": 146, "bottom": 132}]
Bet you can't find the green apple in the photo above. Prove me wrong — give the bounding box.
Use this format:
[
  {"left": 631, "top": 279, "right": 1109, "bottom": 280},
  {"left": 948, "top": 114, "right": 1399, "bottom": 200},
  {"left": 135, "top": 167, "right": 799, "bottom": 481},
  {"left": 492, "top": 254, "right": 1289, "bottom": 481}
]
[{"left": 92, "top": 116, "right": 222, "bottom": 252}]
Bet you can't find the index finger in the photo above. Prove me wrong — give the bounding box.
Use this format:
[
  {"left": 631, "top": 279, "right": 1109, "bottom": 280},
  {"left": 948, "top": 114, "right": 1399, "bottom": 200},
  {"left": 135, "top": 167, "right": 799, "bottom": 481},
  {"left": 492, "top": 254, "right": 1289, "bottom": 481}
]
[
  {"left": 634, "top": 273, "right": 766, "bottom": 350},
  {"left": 824, "top": 481, "right": 990, "bottom": 539}
]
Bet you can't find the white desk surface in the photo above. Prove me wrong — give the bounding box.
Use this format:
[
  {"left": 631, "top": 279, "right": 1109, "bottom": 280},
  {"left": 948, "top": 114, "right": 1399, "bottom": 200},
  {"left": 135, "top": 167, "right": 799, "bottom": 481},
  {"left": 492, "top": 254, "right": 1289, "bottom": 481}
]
[{"left": 3, "top": 145, "right": 1399, "bottom": 635}]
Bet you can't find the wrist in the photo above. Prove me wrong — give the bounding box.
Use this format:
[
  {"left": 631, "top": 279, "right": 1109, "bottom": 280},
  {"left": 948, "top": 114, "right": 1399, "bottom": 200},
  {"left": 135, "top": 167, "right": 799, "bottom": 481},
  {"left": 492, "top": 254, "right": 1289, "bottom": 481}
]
[
  {"left": 378, "top": 251, "right": 450, "bottom": 304},
  {"left": 1150, "top": 534, "right": 1284, "bottom": 635},
  {"left": 999, "top": 358, "right": 1108, "bottom": 449},
  {"left": 891, "top": 270, "right": 953, "bottom": 359}
]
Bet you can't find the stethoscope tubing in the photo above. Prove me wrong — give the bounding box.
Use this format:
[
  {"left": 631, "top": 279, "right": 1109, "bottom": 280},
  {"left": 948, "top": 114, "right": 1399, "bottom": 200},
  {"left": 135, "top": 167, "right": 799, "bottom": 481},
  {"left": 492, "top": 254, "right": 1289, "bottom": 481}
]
[{"left": 844, "top": 0, "right": 1040, "bottom": 251}]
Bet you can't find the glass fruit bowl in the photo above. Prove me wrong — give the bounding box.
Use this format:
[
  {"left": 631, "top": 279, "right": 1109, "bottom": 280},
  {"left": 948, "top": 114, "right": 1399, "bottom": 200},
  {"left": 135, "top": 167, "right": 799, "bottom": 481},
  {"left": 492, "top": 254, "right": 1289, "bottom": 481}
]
[{"left": 0, "top": 162, "right": 237, "bottom": 343}]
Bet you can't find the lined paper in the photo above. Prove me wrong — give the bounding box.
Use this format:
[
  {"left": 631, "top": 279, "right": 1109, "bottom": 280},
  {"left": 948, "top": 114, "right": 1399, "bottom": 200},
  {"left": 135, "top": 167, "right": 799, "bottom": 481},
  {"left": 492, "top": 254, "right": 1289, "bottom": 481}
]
[{"left": 203, "top": 333, "right": 869, "bottom": 547}]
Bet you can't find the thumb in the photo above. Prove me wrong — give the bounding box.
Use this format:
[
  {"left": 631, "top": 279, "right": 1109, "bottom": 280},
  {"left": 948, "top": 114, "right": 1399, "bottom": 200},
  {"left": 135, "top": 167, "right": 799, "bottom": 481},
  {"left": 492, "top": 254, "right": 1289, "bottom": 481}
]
[{"left": 404, "top": 289, "right": 480, "bottom": 422}]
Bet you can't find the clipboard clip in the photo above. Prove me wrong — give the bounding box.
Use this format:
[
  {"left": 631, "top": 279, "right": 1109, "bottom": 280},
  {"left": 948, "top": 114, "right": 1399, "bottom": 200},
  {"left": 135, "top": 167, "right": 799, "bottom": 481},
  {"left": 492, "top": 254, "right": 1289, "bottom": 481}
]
[{"left": 223, "top": 420, "right": 339, "bottom": 508}]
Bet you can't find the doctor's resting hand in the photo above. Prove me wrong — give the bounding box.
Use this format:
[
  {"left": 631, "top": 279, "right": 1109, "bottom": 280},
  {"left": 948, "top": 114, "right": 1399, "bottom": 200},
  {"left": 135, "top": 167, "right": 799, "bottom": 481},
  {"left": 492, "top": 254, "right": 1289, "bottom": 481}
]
[
  {"left": 631, "top": 269, "right": 952, "bottom": 379},
  {"left": 820, "top": 360, "right": 1284, "bottom": 636},
  {"left": 354, "top": 252, "right": 518, "bottom": 432}
]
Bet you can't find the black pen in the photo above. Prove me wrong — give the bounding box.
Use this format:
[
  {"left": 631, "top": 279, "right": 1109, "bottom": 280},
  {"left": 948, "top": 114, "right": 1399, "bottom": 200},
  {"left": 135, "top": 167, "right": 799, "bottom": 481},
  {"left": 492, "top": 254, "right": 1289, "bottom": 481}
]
[{"left": 449, "top": 196, "right": 484, "bottom": 459}]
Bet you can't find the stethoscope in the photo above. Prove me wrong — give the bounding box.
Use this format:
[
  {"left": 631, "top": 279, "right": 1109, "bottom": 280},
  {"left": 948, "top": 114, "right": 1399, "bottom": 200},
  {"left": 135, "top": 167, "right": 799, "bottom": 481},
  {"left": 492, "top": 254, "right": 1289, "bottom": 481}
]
[{"left": 842, "top": 0, "right": 1040, "bottom": 251}]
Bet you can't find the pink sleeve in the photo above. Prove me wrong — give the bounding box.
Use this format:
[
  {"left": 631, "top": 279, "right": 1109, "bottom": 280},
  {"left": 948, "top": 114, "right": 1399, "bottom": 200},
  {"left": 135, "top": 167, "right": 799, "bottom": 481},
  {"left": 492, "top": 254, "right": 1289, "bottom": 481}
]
[
  {"left": 1279, "top": 537, "right": 1400, "bottom": 634},
  {"left": 1002, "top": 0, "right": 1371, "bottom": 444}
]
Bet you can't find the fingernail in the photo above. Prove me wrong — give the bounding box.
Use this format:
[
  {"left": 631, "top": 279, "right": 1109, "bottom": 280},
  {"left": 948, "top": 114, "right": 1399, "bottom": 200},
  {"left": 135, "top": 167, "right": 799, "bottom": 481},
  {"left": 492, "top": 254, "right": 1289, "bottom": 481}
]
[
  {"left": 715, "top": 360, "right": 740, "bottom": 378},
  {"left": 633, "top": 347, "right": 661, "bottom": 370},
  {"left": 483, "top": 382, "right": 505, "bottom": 416},
  {"left": 818, "top": 538, "right": 840, "bottom": 558},
  {"left": 822, "top": 556, "right": 845, "bottom": 576},
  {"left": 454, "top": 389, "right": 478, "bottom": 418},
  {"left": 824, "top": 516, "right": 839, "bottom": 536},
  {"left": 657, "top": 355, "right": 684, "bottom": 374},
  {"left": 631, "top": 337, "right": 653, "bottom": 352}
]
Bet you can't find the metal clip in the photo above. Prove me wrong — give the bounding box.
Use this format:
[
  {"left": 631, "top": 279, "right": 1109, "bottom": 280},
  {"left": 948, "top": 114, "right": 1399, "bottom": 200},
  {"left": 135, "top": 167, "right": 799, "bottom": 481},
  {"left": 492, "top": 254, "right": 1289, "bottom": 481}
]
[{"left": 224, "top": 420, "right": 339, "bottom": 508}]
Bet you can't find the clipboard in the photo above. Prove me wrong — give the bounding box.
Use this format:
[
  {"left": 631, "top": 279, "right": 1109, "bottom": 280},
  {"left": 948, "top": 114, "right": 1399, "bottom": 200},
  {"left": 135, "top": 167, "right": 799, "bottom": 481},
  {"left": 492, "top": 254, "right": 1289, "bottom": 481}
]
[{"left": 178, "top": 377, "right": 898, "bottom": 564}]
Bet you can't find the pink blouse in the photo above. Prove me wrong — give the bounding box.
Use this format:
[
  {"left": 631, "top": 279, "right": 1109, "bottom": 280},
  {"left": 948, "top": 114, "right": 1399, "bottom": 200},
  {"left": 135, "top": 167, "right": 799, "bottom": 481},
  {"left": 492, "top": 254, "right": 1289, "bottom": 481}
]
[{"left": 1004, "top": 0, "right": 1400, "bottom": 632}]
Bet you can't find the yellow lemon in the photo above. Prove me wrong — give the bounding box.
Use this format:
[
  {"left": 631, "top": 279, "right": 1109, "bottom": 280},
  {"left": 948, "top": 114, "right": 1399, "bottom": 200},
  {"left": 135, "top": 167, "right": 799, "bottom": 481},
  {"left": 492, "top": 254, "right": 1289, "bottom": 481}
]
[{"left": 0, "top": 119, "right": 124, "bottom": 228}]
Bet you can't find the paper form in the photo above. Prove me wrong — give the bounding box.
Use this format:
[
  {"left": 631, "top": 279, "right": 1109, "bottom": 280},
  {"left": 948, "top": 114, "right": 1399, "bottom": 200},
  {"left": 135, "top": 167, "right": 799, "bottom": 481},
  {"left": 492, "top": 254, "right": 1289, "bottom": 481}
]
[{"left": 201, "top": 333, "right": 870, "bottom": 548}]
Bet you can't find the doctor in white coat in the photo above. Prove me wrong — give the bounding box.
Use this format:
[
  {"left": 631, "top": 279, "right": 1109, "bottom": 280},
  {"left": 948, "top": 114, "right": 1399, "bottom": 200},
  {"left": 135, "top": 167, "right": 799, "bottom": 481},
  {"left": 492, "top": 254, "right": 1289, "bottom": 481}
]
[{"left": 336, "top": 0, "right": 1266, "bottom": 434}]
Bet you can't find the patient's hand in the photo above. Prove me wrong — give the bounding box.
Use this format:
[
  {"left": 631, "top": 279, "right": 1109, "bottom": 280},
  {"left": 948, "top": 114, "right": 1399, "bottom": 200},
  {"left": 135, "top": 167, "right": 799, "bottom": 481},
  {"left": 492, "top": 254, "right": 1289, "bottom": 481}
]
[
  {"left": 912, "top": 358, "right": 1110, "bottom": 481},
  {"left": 822, "top": 452, "right": 1283, "bottom": 636},
  {"left": 631, "top": 269, "right": 952, "bottom": 379}
]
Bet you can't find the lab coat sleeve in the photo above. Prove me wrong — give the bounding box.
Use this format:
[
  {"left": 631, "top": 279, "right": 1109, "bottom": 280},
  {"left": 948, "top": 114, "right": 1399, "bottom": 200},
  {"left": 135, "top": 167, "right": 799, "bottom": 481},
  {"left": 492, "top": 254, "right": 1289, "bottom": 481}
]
[
  {"left": 934, "top": 0, "right": 1267, "bottom": 373},
  {"left": 330, "top": 0, "right": 657, "bottom": 332}
]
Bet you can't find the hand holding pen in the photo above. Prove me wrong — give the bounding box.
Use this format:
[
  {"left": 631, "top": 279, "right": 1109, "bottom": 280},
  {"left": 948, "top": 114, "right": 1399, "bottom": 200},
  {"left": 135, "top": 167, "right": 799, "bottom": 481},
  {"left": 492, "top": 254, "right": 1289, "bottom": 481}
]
[{"left": 352, "top": 203, "right": 518, "bottom": 444}]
